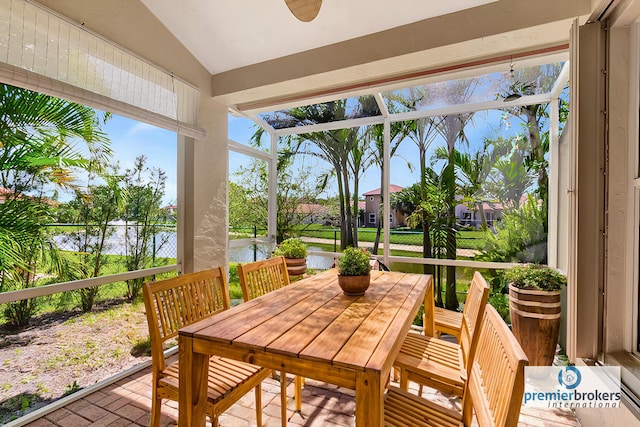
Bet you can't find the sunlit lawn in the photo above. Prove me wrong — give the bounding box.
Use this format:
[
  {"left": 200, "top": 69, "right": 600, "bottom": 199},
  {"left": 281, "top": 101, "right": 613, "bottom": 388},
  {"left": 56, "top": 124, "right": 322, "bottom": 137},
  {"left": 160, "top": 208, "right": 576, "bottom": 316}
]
[
  {"left": 0, "top": 253, "right": 178, "bottom": 325},
  {"left": 292, "top": 224, "right": 487, "bottom": 249}
]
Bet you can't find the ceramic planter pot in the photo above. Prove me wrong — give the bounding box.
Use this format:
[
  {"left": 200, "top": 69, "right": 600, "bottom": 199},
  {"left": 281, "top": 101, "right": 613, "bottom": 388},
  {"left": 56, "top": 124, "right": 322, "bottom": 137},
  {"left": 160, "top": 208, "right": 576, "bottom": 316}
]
[{"left": 337, "top": 274, "right": 370, "bottom": 296}]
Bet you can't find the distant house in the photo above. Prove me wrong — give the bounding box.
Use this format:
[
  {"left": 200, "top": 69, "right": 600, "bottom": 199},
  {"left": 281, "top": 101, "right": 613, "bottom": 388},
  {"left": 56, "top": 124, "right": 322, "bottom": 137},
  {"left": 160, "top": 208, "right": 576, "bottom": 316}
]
[
  {"left": 162, "top": 204, "right": 177, "bottom": 219},
  {"left": 0, "top": 187, "right": 13, "bottom": 203},
  {"left": 294, "top": 203, "right": 336, "bottom": 225},
  {"left": 454, "top": 201, "right": 504, "bottom": 228},
  {"left": 455, "top": 195, "right": 539, "bottom": 229},
  {"left": 0, "top": 187, "right": 58, "bottom": 206},
  {"left": 362, "top": 185, "right": 406, "bottom": 228}
]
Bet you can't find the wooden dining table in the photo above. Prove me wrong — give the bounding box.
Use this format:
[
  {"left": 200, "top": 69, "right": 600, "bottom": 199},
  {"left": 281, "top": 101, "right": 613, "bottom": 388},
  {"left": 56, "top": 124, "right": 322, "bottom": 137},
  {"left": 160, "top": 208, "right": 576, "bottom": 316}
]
[{"left": 178, "top": 268, "right": 434, "bottom": 427}]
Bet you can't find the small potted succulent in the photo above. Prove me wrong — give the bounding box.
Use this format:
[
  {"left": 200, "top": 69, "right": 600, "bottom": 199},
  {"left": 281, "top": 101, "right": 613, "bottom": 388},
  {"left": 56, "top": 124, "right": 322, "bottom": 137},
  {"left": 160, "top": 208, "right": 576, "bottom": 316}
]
[
  {"left": 504, "top": 264, "right": 567, "bottom": 366},
  {"left": 273, "top": 237, "right": 308, "bottom": 276},
  {"left": 337, "top": 247, "right": 372, "bottom": 296}
]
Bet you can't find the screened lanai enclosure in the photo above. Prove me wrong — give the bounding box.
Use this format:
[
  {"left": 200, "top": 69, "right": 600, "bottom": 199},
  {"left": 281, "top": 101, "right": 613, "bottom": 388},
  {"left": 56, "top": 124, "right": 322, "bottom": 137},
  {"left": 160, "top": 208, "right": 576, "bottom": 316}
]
[
  {"left": 5, "top": 1, "right": 640, "bottom": 426},
  {"left": 228, "top": 54, "right": 569, "bottom": 310}
]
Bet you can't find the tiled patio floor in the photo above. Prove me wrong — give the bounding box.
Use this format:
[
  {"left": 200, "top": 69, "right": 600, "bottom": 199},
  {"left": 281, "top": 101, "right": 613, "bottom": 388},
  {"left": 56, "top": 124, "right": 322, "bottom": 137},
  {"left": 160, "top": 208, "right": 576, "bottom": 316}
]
[{"left": 21, "top": 355, "right": 581, "bottom": 427}]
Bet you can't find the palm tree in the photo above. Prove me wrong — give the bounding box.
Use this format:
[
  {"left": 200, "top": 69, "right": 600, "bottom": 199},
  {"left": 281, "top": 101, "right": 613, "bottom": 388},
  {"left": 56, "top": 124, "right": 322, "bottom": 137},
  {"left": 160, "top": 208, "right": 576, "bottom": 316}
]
[
  {"left": 499, "top": 63, "right": 566, "bottom": 232},
  {"left": 393, "top": 88, "right": 441, "bottom": 273},
  {"left": 257, "top": 98, "right": 378, "bottom": 249},
  {"left": 392, "top": 167, "right": 452, "bottom": 307},
  {"left": 487, "top": 145, "right": 535, "bottom": 207},
  {"left": 431, "top": 79, "right": 478, "bottom": 310},
  {"left": 405, "top": 116, "right": 440, "bottom": 271},
  {"left": 366, "top": 115, "right": 412, "bottom": 254},
  {"left": 0, "top": 83, "right": 110, "bottom": 325},
  {"left": 435, "top": 144, "right": 495, "bottom": 231}
]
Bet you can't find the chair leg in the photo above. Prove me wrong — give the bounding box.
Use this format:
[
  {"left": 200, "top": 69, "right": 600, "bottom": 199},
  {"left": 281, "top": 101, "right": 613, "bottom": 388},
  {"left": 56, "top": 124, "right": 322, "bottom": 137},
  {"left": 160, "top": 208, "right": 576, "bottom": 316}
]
[
  {"left": 399, "top": 368, "right": 409, "bottom": 391},
  {"left": 149, "top": 394, "right": 162, "bottom": 427},
  {"left": 280, "top": 371, "right": 288, "bottom": 426},
  {"left": 255, "top": 383, "right": 263, "bottom": 426}
]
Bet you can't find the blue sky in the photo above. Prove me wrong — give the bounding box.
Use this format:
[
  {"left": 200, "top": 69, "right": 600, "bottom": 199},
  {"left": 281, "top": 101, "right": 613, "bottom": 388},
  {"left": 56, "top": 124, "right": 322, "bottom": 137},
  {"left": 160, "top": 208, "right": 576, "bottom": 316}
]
[
  {"left": 95, "top": 106, "right": 523, "bottom": 207},
  {"left": 64, "top": 114, "right": 178, "bottom": 206},
  {"left": 228, "top": 109, "right": 522, "bottom": 197}
]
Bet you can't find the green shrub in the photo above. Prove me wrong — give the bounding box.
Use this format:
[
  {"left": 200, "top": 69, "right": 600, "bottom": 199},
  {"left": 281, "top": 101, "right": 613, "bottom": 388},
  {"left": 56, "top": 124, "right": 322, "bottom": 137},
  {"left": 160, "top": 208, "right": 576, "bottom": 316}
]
[
  {"left": 480, "top": 195, "right": 547, "bottom": 263},
  {"left": 504, "top": 264, "right": 566, "bottom": 291},
  {"left": 273, "top": 237, "right": 307, "bottom": 258},
  {"left": 338, "top": 247, "right": 372, "bottom": 276},
  {"left": 488, "top": 292, "right": 510, "bottom": 324}
]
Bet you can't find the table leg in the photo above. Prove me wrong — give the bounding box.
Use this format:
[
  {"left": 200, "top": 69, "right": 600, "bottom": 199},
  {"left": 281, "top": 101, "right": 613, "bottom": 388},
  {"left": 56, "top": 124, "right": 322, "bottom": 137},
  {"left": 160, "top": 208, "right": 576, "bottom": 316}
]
[
  {"left": 355, "top": 370, "right": 383, "bottom": 427},
  {"left": 280, "top": 371, "right": 288, "bottom": 426},
  {"left": 178, "top": 335, "right": 208, "bottom": 427}
]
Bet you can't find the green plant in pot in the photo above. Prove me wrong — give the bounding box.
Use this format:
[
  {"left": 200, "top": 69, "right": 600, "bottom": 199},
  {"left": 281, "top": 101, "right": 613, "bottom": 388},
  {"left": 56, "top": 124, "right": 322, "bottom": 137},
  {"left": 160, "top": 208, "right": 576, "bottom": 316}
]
[
  {"left": 337, "top": 247, "right": 372, "bottom": 296},
  {"left": 504, "top": 264, "right": 567, "bottom": 366},
  {"left": 273, "top": 237, "right": 308, "bottom": 276}
]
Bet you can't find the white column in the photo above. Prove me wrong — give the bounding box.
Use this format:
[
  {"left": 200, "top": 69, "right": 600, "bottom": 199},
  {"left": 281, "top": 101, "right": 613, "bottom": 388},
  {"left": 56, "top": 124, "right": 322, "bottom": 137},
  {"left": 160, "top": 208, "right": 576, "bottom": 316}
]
[
  {"left": 548, "top": 98, "right": 559, "bottom": 268},
  {"left": 190, "top": 98, "right": 229, "bottom": 271},
  {"left": 177, "top": 134, "right": 194, "bottom": 273},
  {"left": 626, "top": 21, "right": 640, "bottom": 352},
  {"left": 383, "top": 118, "right": 391, "bottom": 266},
  {"left": 268, "top": 132, "right": 278, "bottom": 243},
  {"left": 566, "top": 19, "right": 580, "bottom": 363}
]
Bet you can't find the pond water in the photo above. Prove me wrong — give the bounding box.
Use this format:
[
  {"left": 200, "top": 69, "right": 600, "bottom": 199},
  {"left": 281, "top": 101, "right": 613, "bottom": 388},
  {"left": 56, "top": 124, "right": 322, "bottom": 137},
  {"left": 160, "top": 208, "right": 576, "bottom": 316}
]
[
  {"left": 229, "top": 243, "right": 334, "bottom": 270},
  {"left": 55, "top": 230, "right": 335, "bottom": 270}
]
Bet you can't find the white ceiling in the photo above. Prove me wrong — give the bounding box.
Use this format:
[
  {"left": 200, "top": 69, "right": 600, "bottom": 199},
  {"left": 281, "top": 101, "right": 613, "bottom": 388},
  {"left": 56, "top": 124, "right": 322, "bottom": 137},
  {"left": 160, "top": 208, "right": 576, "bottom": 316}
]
[{"left": 140, "top": 0, "right": 497, "bottom": 75}]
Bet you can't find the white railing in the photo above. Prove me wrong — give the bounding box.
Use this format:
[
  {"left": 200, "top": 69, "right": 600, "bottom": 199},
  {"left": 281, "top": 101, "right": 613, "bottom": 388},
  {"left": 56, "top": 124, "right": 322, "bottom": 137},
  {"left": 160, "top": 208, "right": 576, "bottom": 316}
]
[
  {"left": 308, "top": 250, "right": 521, "bottom": 270},
  {"left": 0, "top": 264, "right": 180, "bottom": 304}
]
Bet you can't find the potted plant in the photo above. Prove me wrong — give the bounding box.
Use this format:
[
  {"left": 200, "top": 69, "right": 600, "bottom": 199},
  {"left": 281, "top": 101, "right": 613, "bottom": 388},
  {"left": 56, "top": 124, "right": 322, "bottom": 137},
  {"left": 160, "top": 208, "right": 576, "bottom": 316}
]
[
  {"left": 504, "top": 264, "right": 567, "bottom": 366},
  {"left": 337, "top": 247, "right": 372, "bottom": 296},
  {"left": 273, "top": 237, "right": 308, "bottom": 276}
]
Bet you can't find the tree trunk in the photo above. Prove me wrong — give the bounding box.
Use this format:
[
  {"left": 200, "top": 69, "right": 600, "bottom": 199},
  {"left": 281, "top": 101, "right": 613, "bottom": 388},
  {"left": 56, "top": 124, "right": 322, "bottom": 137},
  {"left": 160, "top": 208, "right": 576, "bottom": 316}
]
[
  {"left": 342, "top": 165, "right": 354, "bottom": 248},
  {"left": 445, "top": 209, "right": 458, "bottom": 310},
  {"left": 445, "top": 152, "right": 458, "bottom": 311},
  {"left": 477, "top": 202, "right": 488, "bottom": 231},
  {"left": 524, "top": 106, "right": 548, "bottom": 233},
  {"left": 335, "top": 167, "right": 348, "bottom": 250}
]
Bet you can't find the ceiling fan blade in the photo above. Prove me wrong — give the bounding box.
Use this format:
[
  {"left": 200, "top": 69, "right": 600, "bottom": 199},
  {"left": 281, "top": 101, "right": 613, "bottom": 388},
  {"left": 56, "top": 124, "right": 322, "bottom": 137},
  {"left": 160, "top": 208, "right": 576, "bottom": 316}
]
[{"left": 285, "top": 0, "right": 322, "bottom": 22}]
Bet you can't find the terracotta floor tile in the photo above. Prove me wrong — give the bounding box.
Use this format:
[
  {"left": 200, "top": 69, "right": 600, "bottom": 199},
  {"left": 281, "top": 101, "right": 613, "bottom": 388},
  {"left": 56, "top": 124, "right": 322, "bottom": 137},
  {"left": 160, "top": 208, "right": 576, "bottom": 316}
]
[{"left": 13, "top": 361, "right": 579, "bottom": 427}]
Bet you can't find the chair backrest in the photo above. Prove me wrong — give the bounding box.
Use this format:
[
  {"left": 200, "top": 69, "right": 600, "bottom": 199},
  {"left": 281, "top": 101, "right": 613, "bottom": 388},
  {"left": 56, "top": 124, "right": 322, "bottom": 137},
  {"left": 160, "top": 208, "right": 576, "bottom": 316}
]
[
  {"left": 237, "top": 256, "right": 290, "bottom": 301},
  {"left": 462, "top": 305, "right": 528, "bottom": 427},
  {"left": 459, "top": 271, "right": 490, "bottom": 373},
  {"left": 142, "top": 267, "right": 231, "bottom": 372}
]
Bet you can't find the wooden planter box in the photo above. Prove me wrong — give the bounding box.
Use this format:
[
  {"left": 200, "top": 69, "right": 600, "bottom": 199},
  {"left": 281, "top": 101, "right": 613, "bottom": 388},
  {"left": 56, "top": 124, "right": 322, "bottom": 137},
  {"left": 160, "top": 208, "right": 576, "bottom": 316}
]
[{"left": 509, "top": 284, "right": 561, "bottom": 366}]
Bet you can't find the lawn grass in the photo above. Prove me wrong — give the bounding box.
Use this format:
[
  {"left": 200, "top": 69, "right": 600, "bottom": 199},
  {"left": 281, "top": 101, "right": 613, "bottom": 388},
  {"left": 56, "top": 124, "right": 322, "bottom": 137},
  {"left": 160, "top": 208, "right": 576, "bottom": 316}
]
[
  {"left": 294, "top": 224, "right": 487, "bottom": 249},
  {"left": 0, "top": 253, "right": 178, "bottom": 326}
]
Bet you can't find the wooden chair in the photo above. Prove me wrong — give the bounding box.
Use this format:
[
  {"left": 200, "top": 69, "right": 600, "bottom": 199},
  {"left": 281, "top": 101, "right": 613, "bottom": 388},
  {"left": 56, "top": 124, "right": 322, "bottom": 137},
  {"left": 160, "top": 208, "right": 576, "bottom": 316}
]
[
  {"left": 238, "top": 255, "right": 291, "bottom": 301},
  {"left": 385, "top": 305, "right": 529, "bottom": 427},
  {"left": 394, "top": 271, "right": 490, "bottom": 397},
  {"left": 237, "top": 256, "right": 303, "bottom": 424},
  {"left": 434, "top": 305, "right": 464, "bottom": 339},
  {"left": 143, "top": 267, "right": 270, "bottom": 427}
]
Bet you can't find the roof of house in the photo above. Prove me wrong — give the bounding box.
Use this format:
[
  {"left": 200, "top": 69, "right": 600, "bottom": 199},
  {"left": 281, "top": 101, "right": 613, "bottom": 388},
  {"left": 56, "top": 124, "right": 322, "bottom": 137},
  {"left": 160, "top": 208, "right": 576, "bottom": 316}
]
[
  {"left": 0, "top": 187, "right": 59, "bottom": 206},
  {"left": 363, "top": 185, "right": 404, "bottom": 196},
  {"left": 295, "top": 203, "right": 331, "bottom": 214}
]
